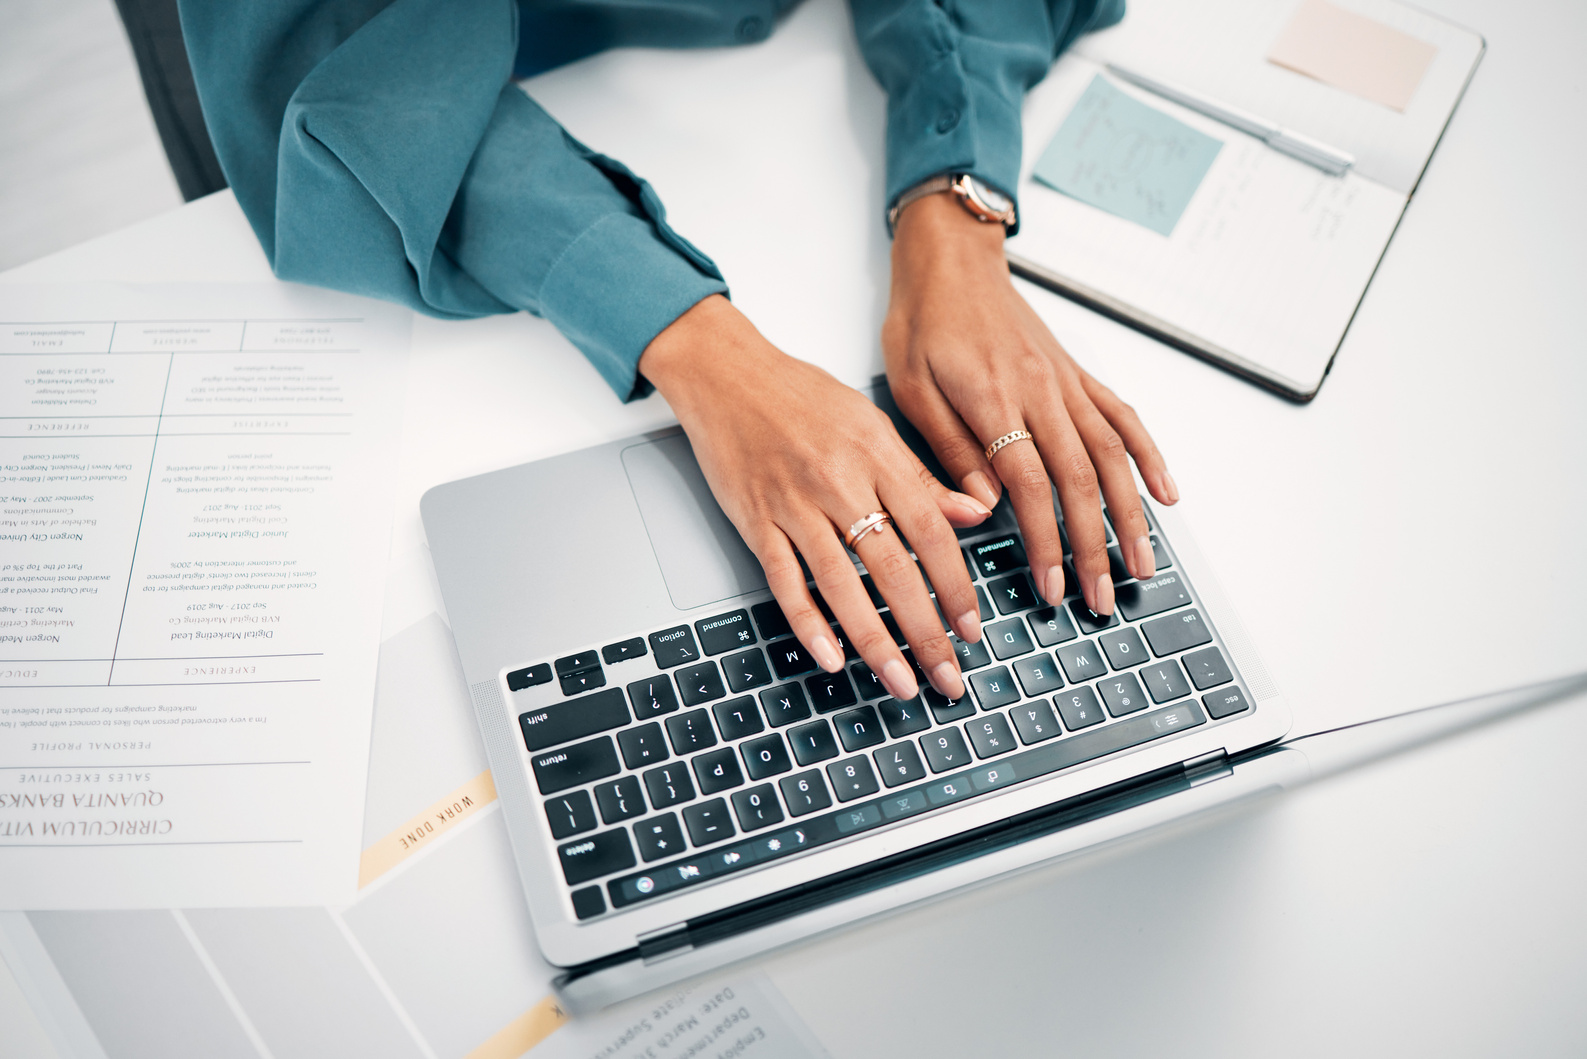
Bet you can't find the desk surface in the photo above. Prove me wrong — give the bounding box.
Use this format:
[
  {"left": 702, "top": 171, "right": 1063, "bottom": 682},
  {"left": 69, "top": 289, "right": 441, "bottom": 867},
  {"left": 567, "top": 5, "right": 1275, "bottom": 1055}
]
[{"left": 4, "top": 0, "right": 1584, "bottom": 1052}]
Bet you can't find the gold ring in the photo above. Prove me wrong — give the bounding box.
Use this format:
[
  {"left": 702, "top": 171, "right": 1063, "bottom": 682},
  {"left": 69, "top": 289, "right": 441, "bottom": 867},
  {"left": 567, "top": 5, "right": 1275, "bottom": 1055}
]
[
  {"left": 984, "top": 429, "right": 1033, "bottom": 461},
  {"left": 843, "top": 511, "right": 892, "bottom": 551}
]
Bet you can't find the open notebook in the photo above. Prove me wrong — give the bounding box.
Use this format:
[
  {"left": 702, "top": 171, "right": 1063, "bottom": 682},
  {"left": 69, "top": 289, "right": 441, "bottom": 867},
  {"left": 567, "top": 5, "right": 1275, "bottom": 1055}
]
[{"left": 1006, "top": 0, "right": 1485, "bottom": 401}]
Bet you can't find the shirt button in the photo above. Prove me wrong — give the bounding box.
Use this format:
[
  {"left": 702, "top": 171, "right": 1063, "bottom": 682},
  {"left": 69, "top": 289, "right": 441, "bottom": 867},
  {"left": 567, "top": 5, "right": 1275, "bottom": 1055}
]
[
  {"left": 737, "top": 16, "right": 766, "bottom": 41},
  {"left": 936, "top": 109, "right": 961, "bottom": 134}
]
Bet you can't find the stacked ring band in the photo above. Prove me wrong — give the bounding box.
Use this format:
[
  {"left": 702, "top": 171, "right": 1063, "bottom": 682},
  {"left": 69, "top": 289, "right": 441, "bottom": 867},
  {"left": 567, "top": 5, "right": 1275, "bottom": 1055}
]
[
  {"left": 984, "top": 429, "right": 1034, "bottom": 461},
  {"left": 843, "top": 511, "right": 892, "bottom": 550}
]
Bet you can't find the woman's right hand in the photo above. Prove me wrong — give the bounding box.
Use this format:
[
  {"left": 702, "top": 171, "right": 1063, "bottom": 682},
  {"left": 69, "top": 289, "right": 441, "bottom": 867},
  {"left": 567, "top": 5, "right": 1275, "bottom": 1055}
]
[{"left": 638, "top": 294, "right": 991, "bottom": 704}]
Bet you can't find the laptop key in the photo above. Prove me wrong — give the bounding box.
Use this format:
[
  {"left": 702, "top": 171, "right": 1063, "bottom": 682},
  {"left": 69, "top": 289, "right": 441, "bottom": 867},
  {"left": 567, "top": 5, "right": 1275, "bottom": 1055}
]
[
  {"left": 722, "top": 648, "right": 772, "bottom": 693},
  {"left": 741, "top": 733, "right": 793, "bottom": 780},
  {"left": 628, "top": 676, "right": 680, "bottom": 720},
  {"left": 968, "top": 666, "right": 1021, "bottom": 710},
  {"left": 696, "top": 609, "right": 757, "bottom": 655},
  {"left": 1141, "top": 660, "right": 1192, "bottom": 703},
  {"left": 601, "top": 638, "right": 647, "bottom": 664},
  {"left": 559, "top": 667, "right": 607, "bottom": 695},
  {"left": 693, "top": 747, "right": 745, "bottom": 795},
  {"left": 1068, "top": 599, "right": 1118, "bottom": 635},
  {"left": 751, "top": 600, "right": 792, "bottom": 641},
  {"left": 676, "top": 661, "right": 727, "bottom": 707},
  {"left": 920, "top": 727, "right": 973, "bottom": 772},
  {"left": 1054, "top": 686, "right": 1105, "bottom": 730},
  {"left": 731, "top": 785, "right": 785, "bottom": 831},
  {"left": 827, "top": 756, "right": 881, "bottom": 801},
  {"left": 788, "top": 719, "right": 839, "bottom": 765},
  {"left": 768, "top": 638, "right": 819, "bottom": 680},
  {"left": 807, "top": 671, "right": 858, "bottom": 713},
  {"left": 507, "top": 663, "right": 552, "bottom": 691},
  {"left": 594, "top": 775, "right": 646, "bottom": 825},
  {"left": 1010, "top": 699, "right": 1062, "bottom": 744},
  {"left": 963, "top": 548, "right": 978, "bottom": 581},
  {"left": 966, "top": 714, "right": 1017, "bottom": 758},
  {"left": 780, "top": 770, "right": 833, "bottom": 816},
  {"left": 975, "top": 585, "right": 993, "bottom": 622},
  {"left": 878, "top": 696, "right": 931, "bottom": 739},
  {"left": 873, "top": 741, "right": 927, "bottom": 787},
  {"left": 544, "top": 789, "right": 597, "bottom": 840},
  {"left": 665, "top": 709, "right": 717, "bottom": 754},
  {"left": 618, "top": 722, "right": 668, "bottom": 769},
  {"left": 950, "top": 634, "right": 993, "bottom": 671},
  {"left": 970, "top": 535, "right": 1028, "bottom": 578},
  {"left": 557, "top": 828, "right": 636, "bottom": 886},
  {"left": 1098, "top": 672, "right": 1148, "bottom": 717},
  {"left": 713, "top": 696, "right": 764, "bottom": 741},
  {"left": 1204, "top": 685, "right": 1251, "bottom": 719},
  {"left": 643, "top": 763, "right": 695, "bottom": 809},
  {"left": 850, "top": 661, "right": 887, "bottom": 700},
  {"left": 1029, "top": 606, "right": 1078, "bottom": 647},
  {"left": 760, "top": 683, "right": 812, "bottom": 727},
  {"left": 985, "top": 618, "right": 1035, "bottom": 660},
  {"left": 555, "top": 651, "right": 601, "bottom": 676},
  {"left": 649, "top": 625, "right": 702, "bottom": 668},
  {"left": 1183, "top": 646, "right": 1233, "bottom": 690},
  {"left": 634, "top": 813, "right": 687, "bottom": 862},
  {"left": 1116, "top": 572, "right": 1193, "bottom": 622},
  {"left": 1054, "top": 640, "right": 1106, "bottom": 684},
  {"left": 532, "top": 736, "right": 620, "bottom": 795},
  {"left": 1141, "top": 609, "right": 1212, "bottom": 656},
  {"left": 683, "top": 799, "right": 736, "bottom": 846},
  {"left": 519, "top": 686, "right": 629, "bottom": 752},
  {"left": 989, "top": 572, "right": 1039, "bottom": 614},
  {"left": 1099, "top": 627, "right": 1148, "bottom": 671},
  {"left": 571, "top": 886, "right": 606, "bottom": 920},
  {"left": 1013, "top": 653, "right": 1064, "bottom": 696},
  {"left": 834, "top": 705, "right": 886, "bottom": 752},
  {"left": 924, "top": 687, "right": 976, "bottom": 724}
]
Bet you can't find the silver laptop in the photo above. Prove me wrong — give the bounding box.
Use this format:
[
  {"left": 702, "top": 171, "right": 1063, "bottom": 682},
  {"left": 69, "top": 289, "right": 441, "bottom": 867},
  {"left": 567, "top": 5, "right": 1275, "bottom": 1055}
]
[{"left": 420, "top": 380, "right": 1292, "bottom": 1010}]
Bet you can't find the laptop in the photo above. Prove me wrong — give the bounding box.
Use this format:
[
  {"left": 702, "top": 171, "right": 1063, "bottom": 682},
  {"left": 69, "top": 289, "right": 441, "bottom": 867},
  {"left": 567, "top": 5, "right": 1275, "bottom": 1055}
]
[{"left": 420, "top": 380, "right": 1293, "bottom": 1011}]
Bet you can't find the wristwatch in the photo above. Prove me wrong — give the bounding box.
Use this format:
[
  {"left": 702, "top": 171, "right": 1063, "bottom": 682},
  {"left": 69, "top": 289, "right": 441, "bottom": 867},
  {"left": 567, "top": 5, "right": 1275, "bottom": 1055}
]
[{"left": 887, "top": 173, "right": 1017, "bottom": 236}]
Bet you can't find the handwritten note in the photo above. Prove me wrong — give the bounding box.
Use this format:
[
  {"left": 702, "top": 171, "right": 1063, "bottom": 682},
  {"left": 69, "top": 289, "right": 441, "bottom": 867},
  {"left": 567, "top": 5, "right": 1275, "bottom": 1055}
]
[{"left": 1033, "top": 75, "right": 1223, "bottom": 237}]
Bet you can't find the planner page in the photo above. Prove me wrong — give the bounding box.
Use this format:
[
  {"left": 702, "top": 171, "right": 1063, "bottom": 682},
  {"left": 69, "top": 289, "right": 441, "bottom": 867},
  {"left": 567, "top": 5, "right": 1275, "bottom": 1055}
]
[
  {"left": 1008, "top": 59, "right": 1407, "bottom": 394},
  {"left": 0, "top": 283, "right": 408, "bottom": 908}
]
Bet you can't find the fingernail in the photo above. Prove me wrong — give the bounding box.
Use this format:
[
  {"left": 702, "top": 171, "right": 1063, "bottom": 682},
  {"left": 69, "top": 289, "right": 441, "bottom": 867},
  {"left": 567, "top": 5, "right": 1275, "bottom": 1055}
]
[
  {"left": 953, "top": 492, "right": 992, "bottom": 519},
  {"left": 929, "top": 661, "right": 964, "bottom": 700},
  {"left": 1163, "top": 472, "right": 1180, "bottom": 504},
  {"left": 962, "top": 470, "right": 1000, "bottom": 511},
  {"left": 1093, "top": 573, "right": 1115, "bottom": 616},
  {"left": 884, "top": 659, "right": 920, "bottom": 701},
  {"left": 811, "top": 634, "right": 843, "bottom": 672},
  {"left": 1044, "top": 564, "right": 1067, "bottom": 603},
  {"left": 1131, "top": 535, "right": 1155, "bottom": 580},
  {"left": 955, "top": 610, "right": 982, "bottom": 642}
]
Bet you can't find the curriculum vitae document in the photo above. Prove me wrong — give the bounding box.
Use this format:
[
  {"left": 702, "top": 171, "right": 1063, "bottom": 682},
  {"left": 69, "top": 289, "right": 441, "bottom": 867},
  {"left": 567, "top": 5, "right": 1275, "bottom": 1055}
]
[{"left": 0, "top": 283, "right": 409, "bottom": 908}]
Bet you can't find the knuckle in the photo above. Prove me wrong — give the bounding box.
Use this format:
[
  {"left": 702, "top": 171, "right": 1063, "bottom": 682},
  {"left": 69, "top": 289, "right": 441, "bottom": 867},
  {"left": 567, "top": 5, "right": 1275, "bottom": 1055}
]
[
  {"left": 809, "top": 551, "right": 855, "bottom": 586},
  {"left": 850, "top": 627, "right": 894, "bottom": 660},
  {"left": 1010, "top": 461, "right": 1051, "bottom": 497},
  {"left": 1092, "top": 430, "right": 1128, "bottom": 465},
  {"left": 869, "top": 547, "right": 918, "bottom": 585},
  {"left": 1060, "top": 452, "right": 1100, "bottom": 496}
]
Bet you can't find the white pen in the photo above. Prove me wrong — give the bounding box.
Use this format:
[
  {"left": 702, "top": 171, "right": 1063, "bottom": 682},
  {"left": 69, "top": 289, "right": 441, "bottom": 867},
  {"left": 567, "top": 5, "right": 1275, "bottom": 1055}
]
[{"left": 1105, "top": 62, "right": 1354, "bottom": 176}]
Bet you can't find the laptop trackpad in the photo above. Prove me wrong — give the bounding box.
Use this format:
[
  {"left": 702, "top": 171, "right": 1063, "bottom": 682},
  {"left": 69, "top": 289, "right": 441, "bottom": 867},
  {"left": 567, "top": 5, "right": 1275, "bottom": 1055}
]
[{"left": 622, "top": 434, "right": 768, "bottom": 612}]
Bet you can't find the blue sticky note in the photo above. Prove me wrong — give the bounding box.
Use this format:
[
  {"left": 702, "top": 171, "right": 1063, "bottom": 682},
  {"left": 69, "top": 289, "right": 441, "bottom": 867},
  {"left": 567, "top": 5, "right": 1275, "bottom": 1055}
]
[{"left": 1034, "top": 75, "right": 1223, "bottom": 236}]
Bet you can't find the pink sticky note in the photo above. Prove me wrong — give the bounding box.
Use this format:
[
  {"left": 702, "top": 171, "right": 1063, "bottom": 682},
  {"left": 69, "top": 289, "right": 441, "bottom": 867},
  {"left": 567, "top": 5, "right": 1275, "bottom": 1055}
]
[{"left": 1267, "top": 0, "right": 1438, "bottom": 112}]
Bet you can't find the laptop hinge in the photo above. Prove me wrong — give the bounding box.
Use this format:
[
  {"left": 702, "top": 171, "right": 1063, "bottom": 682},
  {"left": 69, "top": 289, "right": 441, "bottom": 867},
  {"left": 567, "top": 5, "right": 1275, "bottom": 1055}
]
[
  {"left": 636, "top": 922, "right": 693, "bottom": 965},
  {"left": 1182, "top": 749, "right": 1231, "bottom": 787}
]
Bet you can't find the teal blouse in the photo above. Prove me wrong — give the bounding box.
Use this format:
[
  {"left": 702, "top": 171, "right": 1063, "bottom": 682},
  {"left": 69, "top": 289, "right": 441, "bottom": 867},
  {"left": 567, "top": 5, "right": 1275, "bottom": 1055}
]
[{"left": 179, "top": 0, "right": 1123, "bottom": 400}]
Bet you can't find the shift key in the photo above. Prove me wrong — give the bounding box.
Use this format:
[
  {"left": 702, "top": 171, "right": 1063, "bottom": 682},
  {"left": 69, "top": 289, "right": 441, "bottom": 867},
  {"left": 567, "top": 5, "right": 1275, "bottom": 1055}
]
[
  {"left": 519, "top": 687, "right": 630, "bottom": 752},
  {"left": 532, "top": 736, "right": 620, "bottom": 795}
]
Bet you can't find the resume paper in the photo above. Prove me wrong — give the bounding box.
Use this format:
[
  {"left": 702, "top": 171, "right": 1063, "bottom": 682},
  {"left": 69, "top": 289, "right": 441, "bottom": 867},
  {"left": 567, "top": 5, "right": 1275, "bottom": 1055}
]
[{"left": 0, "top": 283, "right": 408, "bottom": 908}]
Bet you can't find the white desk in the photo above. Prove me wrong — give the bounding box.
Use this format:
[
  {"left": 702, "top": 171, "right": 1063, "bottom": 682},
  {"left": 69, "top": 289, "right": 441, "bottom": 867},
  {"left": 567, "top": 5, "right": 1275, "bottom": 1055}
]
[{"left": 4, "top": 0, "right": 1584, "bottom": 1053}]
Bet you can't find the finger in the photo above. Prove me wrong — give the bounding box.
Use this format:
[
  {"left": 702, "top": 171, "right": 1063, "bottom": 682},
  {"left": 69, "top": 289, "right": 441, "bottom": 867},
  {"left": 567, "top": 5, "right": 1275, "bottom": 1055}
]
[
  {"left": 1027, "top": 396, "right": 1114, "bottom": 616},
  {"left": 852, "top": 513, "right": 964, "bottom": 699},
  {"left": 792, "top": 516, "right": 920, "bottom": 702},
  {"left": 902, "top": 445, "right": 991, "bottom": 529},
  {"left": 1068, "top": 396, "right": 1155, "bottom": 582},
  {"left": 1078, "top": 370, "right": 1178, "bottom": 506},
  {"left": 752, "top": 528, "right": 845, "bottom": 674},
  {"left": 883, "top": 461, "right": 982, "bottom": 643},
  {"left": 889, "top": 377, "right": 1003, "bottom": 512}
]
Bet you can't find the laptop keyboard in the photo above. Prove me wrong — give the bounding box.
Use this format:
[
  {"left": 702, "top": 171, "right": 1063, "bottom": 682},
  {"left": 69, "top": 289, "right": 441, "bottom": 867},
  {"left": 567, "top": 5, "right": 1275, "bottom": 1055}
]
[{"left": 503, "top": 501, "right": 1252, "bottom": 922}]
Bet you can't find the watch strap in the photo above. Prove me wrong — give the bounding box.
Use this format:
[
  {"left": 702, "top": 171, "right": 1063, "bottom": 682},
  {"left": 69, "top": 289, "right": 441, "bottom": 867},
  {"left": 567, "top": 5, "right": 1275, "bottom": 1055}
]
[
  {"left": 887, "top": 173, "right": 1016, "bottom": 236},
  {"left": 886, "top": 175, "right": 955, "bottom": 236}
]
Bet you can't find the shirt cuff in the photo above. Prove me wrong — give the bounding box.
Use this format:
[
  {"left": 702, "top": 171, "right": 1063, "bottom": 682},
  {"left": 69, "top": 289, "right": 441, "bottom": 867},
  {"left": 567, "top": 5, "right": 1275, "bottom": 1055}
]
[{"left": 538, "top": 211, "right": 729, "bottom": 402}]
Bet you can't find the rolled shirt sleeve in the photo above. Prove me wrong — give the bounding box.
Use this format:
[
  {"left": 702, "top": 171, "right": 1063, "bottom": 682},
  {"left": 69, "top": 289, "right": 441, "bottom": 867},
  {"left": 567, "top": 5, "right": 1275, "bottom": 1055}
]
[
  {"left": 180, "top": 0, "right": 727, "bottom": 401},
  {"left": 849, "top": 0, "right": 1125, "bottom": 234}
]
